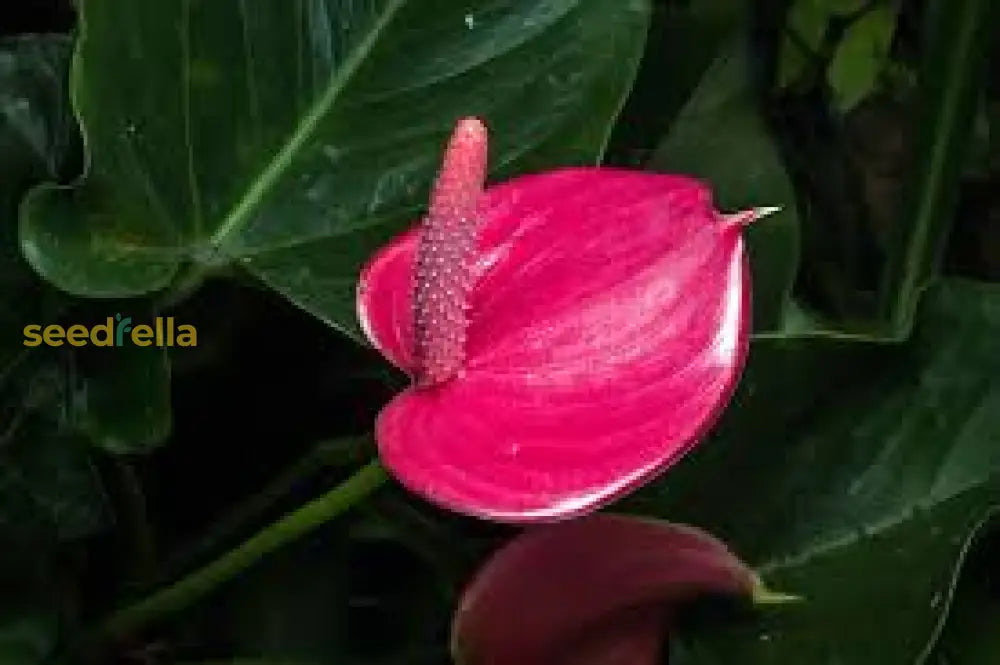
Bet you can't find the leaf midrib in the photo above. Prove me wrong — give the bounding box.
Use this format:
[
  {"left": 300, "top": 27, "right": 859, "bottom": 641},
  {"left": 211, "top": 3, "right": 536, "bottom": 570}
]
[
  {"left": 207, "top": 0, "right": 409, "bottom": 249},
  {"left": 758, "top": 471, "right": 999, "bottom": 575}
]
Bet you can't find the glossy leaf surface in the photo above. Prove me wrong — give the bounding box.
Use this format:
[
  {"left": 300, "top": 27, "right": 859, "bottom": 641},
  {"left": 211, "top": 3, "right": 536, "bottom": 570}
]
[
  {"left": 20, "top": 0, "right": 650, "bottom": 340},
  {"left": 630, "top": 280, "right": 1000, "bottom": 664}
]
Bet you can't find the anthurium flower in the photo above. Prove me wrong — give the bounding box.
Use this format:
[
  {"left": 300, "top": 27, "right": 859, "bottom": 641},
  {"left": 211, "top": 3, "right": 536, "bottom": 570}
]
[
  {"left": 357, "top": 117, "right": 769, "bottom": 522},
  {"left": 451, "top": 514, "right": 790, "bottom": 665}
]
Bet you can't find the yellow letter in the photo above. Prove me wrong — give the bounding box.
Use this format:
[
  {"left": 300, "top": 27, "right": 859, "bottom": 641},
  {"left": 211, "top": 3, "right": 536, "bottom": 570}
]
[
  {"left": 23, "top": 324, "right": 42, "bottom": 347},
  {"left": 66, "top": 324, "right": 89, "bottom": 347},
  {"left": 91, "top": 317, "right": 114, "bottom": 347},
  {"left": 43, "top": 325, "right": 65, "bottom": 347},
  {"left": 131, "top": 325, "right": 153, "bottom": 347},
  {"left": 176, "top": 324, "right": 198, "bottom": 347}
]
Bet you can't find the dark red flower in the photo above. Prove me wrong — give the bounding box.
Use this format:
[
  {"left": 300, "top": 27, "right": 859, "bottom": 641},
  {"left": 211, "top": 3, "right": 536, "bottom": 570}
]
[{"left": 451, "top": 514, "right": 792, "bottom": 665}]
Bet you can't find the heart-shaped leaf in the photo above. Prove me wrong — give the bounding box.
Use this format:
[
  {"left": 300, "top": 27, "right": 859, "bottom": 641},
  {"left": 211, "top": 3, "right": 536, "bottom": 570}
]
[
  {"left": 1, "top": 35, "right": 172, "bottom": 455},
  {"left": 20, "top": 0, "right": 650, "bottom": 340},
  {"left": 0, "top": 34, "right": 76, "bottom": 367},
  {"left": 0, "top": 35, "right": 108, "bottom": 540},
  {"left": 628, "top": 280, "right": 1000, "bottom": 664},
  {"left": 0, "top": 420, "right": 108, "bottom": 542}
]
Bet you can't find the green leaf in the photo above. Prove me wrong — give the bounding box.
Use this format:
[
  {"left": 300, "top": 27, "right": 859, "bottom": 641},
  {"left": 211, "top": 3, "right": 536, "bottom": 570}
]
[
  {"left": 75, "top": 342, "right": 172, "bottom": 454},
  {"left": 776, "top": 0, "right": 836, "bottom": 89},
  {"left": 20, "top": 0, "right": 650, "bottom": 341},
  {"left": 826, "top": 5, "right": 898, "bottom": 113},
  {"left": 0, "top": 424, "right": 108, "bottom": 541},
  {"left": 649, "top": 36, "right": 799, "bottom": 333},
  {"left": 0, "top": 35, "right": 76, "bottom": 209},
  {"left": 628, "top": 280, "right": 1000, "bottom": 664},
  {"left": 0, "top": 36, "right": 108, "bottom": 543},
  {"left": 776, "top": 36, "right": 811, "bottom": 91},
  {"left": 788, "top": 0, "right": 830, "bottom": 53},
  {"left": 0, "top": 615, "right": 56, "bottom": 665},
  {"left": 2, "top": 36, "right": 174, "bottom": 456},
  {"left": 605, "top": 0, "right": 744, "bottom": 165},
  {"left": 1, "top": 36, "right": 172, "bottom": 458},
  {"left": 821, "top": 0, "right": 867, "bottom": 16},
  {"left": 0, "top": 35, "right": 76, "bottom": 370},
  {"left": 195, "top": 523, "right": 449, "bottom": 665},
  {"left": 930, "top": 513, "right": 1000, "bottom": 663}
]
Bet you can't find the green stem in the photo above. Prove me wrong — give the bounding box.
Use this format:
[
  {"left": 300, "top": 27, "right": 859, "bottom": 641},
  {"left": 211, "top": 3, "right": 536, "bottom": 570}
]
[
  {"left": 110, "top": 458, "right": 158, "bottom": 588},
  {"left": 96, "top": 460, "right": 388, "bottom": 641},
  {"left": 161, "top": 437, "right": 370, "bottom": 582}
]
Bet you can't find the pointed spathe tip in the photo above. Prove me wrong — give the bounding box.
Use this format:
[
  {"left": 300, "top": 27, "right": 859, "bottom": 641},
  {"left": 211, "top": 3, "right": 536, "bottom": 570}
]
[
  {"left": 752, "top": 205, "right": 783, "bottom": 220},
  {"left": 721, "top": 205, "right": 783, "bottom": 230},
  {"left": 751, "top": 579, "right": 803, "bottom": 606}
]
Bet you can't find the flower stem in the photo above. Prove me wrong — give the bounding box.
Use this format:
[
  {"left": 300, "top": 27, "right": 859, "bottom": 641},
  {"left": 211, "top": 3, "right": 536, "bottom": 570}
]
[
  {"left": 96, "top": 460, "right": 388, "bottom": 641},
  {"left": 160, "top": 437, "right": 371, "bottom": 583}
]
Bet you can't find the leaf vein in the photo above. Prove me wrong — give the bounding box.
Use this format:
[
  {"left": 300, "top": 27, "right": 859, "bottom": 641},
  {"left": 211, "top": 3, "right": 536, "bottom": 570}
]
[
  {"left": 180, "top": 0, "right": 204, "bottom": 238},
  {"left": 209, "top": 0, "right": 409, "bottom": 249}
]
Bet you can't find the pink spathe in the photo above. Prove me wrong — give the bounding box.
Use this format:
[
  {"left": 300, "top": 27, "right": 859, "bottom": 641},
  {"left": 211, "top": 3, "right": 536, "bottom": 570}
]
[{"left": 356, "top": 117, "right": 753, "bottom": 522}]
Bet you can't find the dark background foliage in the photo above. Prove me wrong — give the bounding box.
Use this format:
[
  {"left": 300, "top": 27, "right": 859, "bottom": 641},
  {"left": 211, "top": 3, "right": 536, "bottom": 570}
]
[{"left": 0, "top": 0, "right": 998, "bottom": 664}]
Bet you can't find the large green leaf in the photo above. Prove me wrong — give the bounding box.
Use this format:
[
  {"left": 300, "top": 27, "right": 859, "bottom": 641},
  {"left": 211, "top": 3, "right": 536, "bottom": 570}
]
[
  {"left": 627, "top": 280, "right": 1000, "bottom": 663},
  {"left": 0, "top": 356, "right": 108, "bottom": 545},
  {"left": 75, "top": 341, "right": 172, "bottom": 454},
  {"left": 0, "top": 34, "right": 75, "bottom": 368},
  {"left": 20, "top": 0, "right": 650, "bottom": 340},
  {"left": 929, "top": 514, "right": 1000, "bottom": 664},
  {"left": 0, "top": 614, "right": 56, "bottom": 665},
  {"left": 604, "top": 0, "right": 743, "bottom": 165},
  {"left": 1, "top": 35, "right": 172, "bottom": 455},
  {"left": 0, "top": 415, "right": 108, "bottom": 542},
  {"left": 649, "top": 35, "right": 800, "bottom": 332},
  {"left": 188, "top": 521, "right": 449, "bottom": 665},
  {"left": 0, "top": 35, "right": 109, "bottom": 541}
]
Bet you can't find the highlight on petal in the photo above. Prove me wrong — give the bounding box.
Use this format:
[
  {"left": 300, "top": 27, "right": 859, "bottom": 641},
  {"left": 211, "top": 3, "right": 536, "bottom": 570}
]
[
  {"left": 358, "top": 225, "right": 420, "bottom": 372},
  {"left": 358, "top": 164, "right": 752, "bottom": 522},
  {"left": 450, "top": 514, "right": 766, "bottom": 665}
]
